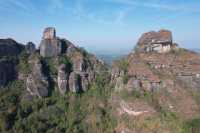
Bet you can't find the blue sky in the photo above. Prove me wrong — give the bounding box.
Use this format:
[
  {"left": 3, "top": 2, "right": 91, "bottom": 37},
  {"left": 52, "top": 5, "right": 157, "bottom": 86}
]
[{"left": 0, "top": 0, "right": 200, "bottom": 54}]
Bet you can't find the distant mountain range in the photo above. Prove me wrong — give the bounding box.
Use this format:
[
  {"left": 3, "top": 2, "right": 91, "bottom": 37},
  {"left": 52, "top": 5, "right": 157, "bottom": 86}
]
[
  {"left": 96, "top": 49, "right": 200, "bottom": 65},
  {"left": 193, "top": 49, "right": 200, "bottom": 53},
  {"left": 96, "top": 53, "right": 127, "bottom": 65}
]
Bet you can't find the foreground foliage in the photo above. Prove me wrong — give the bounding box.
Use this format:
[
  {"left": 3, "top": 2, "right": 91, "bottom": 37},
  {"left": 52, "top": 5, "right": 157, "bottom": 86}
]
[{"left": 0, "top": 71, "right": 117, "bottom": 133}]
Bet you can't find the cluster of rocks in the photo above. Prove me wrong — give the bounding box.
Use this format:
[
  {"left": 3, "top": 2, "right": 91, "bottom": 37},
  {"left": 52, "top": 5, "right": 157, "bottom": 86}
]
[
  {"left": 0, "top": 27, "right": 104, "bottom": 98},
  {"left": 111, "top": 58, "right": 161, "bottom": 92},
  {"left": 57, "top": 62, "right": 91, "bottom": 95},
  {"left": 26, "top": 27, "right": 102, "bottom": 97}
]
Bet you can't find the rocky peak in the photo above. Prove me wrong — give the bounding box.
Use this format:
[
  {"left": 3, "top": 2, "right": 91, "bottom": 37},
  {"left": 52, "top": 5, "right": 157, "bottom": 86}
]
[
  {"left": 0, "top": 38, "right": 25, "bottom": 56},
  {"left": 136, "top": 29, "right": 175, "bottom": 53},
  {"left": 138, "top": 29, "right": 172, "bottom": 46},
  {"left": 40, "top": 27, "right": 61, "bottom": 57},
  {"left": 43, "top": 27, "right": 56, "bottom": 39}
]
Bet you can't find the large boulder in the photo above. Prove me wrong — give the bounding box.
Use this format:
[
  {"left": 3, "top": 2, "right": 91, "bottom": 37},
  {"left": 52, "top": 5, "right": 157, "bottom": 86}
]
[
  {"left": 26, "top": 58, "right": 49, "bottom": 97},
  {"left": 136, "top": 29, "right": 173, "bottom": 53},
  {"left": 40, "top": 27, "right": 62, "bottom": 57},
  {"left": 57, "top": 64, "right": 68, "bottom": 95},
  {"left": 137, "top": 29, "right": 172, "bottom": 46},
  {"left": 0, "top": 39, "right": 25, "bottom": 56}
]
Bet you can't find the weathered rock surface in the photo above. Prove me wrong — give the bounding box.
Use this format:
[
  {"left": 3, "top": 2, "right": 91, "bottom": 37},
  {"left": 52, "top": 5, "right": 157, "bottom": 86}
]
[
  {"left": 26, "top": 58, "right": 49, "bottom": 97},
  {"left": 136, "top": 29, "right": 175, "bottom": 53},
  {"left": 43, "top": 27, "right": 56, "bottom": 39},
  {"left": 57, "top": 64, "right": 68, "bottom": 95},
  {"left": 0, "top": 39, "right": 24, "bottom": 56},
  {"left": 68, "top": 72, "right": 81, "bottom": 93},
  {"left": 80, "top": 72, "right": 89, "bottom": 91},
  {"left": 138, "top": 29, "right": 172, "bottom": 46},
  {"left": 0, "top": 27, "right": 106, "bottom": 96},
  {"left": 40, "top": 27, "right": 62, "bottom": 57},
  {"left": 40, "top": 38, "right": 62, "bottom": 57},
  {"left": 111, "top": 29, "right": 200, "bottom": 123}
]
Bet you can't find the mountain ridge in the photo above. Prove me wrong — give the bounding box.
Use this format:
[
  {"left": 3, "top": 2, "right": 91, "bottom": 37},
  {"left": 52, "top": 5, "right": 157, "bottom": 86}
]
[{"left": 0, "top": 28, "right": 200, "bottom": 133}]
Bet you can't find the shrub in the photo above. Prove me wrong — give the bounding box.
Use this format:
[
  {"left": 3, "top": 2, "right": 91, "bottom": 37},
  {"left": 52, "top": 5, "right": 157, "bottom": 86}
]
[
  {"left": 42, "top": 58, "right": 57, "bottom": 75},
  {"left": 183, "top": 118, "right": 200, "bottom": 133},
  {"left": 58, "top": 55, "right": 72, "bottom": 73},
  {"left": 118, "top": 58, "right": 129, "bottom": 73},
  {"left": 17, "top": 52, "right": 31, "bottom": 74}
]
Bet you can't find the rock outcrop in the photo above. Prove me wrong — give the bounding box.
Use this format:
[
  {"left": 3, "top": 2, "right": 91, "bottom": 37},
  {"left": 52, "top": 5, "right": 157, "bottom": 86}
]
[
  {"left": 136, "top": 29, "right": 176, "bottom": 53},
  {"left": 26, "top": 57, "right": 49, "bottom": 97},
  {"left": 57, "top": 64, "right": 68, "bottom": 95},
  {"left": 110, "top": 30, "right": 200, "bottom": 132},
  {"left": 35, "top": 27, "right": 105, "bottom": 95},
  {"left": 0, "top": 27, "right": 105, "bottom": 96},
  {"left": 43, "top": 27, "right": 56, "bottom": 39},
  {"left": 111, "top": 29, "right": 200, "bottom": 123},
  {"left": 68, "top": 72, "right": 81, "bottom": 93},
  {"left": 112, "top": 29, "right": 200, "bottom": 93},
  {"left": 40, "top": 27, "right": 62, "bottom": 57}
]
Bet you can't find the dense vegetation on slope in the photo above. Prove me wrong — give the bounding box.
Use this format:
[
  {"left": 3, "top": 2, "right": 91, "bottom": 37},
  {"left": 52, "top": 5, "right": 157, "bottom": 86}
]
[
  {"left": 1, "top": 29, "right": 200, "bottom": 133},
  {"left": 0, "top": 67, "right": 117, "bottom": 133},
  {"left": 1, "top": 53, "right": 200, "bottom": 133}
]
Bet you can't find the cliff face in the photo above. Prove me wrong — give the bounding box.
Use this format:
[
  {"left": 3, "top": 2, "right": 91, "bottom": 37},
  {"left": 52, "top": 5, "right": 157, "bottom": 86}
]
[
  {"left": 0, "top": 39, "right": 25, "bottom": 88},
  {"left": 26, "top": 56, "right": 49, "bottom": 97},
  {"left": 0, "top": 27, "right": 106, "bottom": 98},
  {"left": 0, "top": 39, "right": 25, "bottom": 56}
]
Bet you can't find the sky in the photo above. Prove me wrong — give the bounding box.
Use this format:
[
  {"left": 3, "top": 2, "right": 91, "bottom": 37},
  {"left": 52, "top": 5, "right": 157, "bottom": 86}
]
[{"left": 0, "top": 0, "right": 200, "bottom": 54}]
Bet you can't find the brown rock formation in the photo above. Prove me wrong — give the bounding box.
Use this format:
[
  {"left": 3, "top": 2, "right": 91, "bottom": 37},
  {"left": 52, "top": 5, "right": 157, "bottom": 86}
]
[
  {"left": 136, "top": 29, "right": 175, "bottom": 53},
  {"left": 57, "top": 64, "right": 69, "bottom": 95},
  {"left": 26, "top": 57, "right": 49, "bottom": 97}
]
